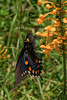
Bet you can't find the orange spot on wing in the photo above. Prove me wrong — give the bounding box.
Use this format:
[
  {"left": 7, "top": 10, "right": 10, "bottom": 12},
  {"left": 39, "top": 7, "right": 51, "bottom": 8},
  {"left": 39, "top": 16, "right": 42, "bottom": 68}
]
[
  {"left": 35, "top": 59, "right": 38, "bottom": 63},
  {"left": 37, "top": 65, "right": 39, "bottom": 68},
  {"left": 39, "top": 60, "right": 40, "bottom": 63},
  {"left": 25, "top": 61, "right": 28, "bottom": 65},
  {"left": 38, "top": 70, "right": 39, "bottom": 73},
  {"left": 29, "top": 67, "right": 31, "bottom": 71},
  {"left": 32, "top": 70, "right": 34, "bottom": 74},
  {"left": 35, "top": 71, "right": 37, "bottom": 74}
]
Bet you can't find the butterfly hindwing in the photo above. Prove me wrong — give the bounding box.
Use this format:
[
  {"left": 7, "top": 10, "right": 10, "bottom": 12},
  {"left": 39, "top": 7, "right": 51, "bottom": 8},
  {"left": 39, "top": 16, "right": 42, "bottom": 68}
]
[{"left": 25, "top": 51, "right": 43, "bottom": 77}]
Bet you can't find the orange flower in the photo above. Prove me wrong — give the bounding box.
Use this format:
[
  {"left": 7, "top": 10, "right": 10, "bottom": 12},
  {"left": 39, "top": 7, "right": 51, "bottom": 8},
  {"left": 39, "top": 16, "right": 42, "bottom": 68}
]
[
  {"left": 39, "top": 13, "right": 51, "bottom": 20},
  {"left": 40, "top": 44, "right": 53, "bottom": 51},
  {"left": 53, "top": 20, "right": 59, "bottom": 24},
  {"left": 36, "top": 31, "right": 52, "bottom": 37},
  {"left": 51, "top": 37, "right": 62, "bottom": 53},
  {"left": 38, "top": 0, "right": 43, "bottom": 5},
  {"left": 52, "top": 37, "right": 62, "bottom": 44},
  {"left": 45, "top": 25, "right": 56, "bottom": 31},
  {"left": 2, "top": 49, "right": 8, "bottom": 56},
  {"left": 40, "top": 45, "right": 46, "bottom": 49},
  {"left": 64, "top": 31, "right": 67, "bottom": 37},
  {"left": 39, "top": 37, "right": 42, "bottom": 46},
  {"left": 36, "top": 31, "right": 46, "bottom": 37},
  {"left": 45, "top": 26, "right": 51, "bottom": 44},
  {"left": 40, "top": 44, "right": 53, "bottom": 59},
  {"left": 46, "top": 4, "right": 51, "bottom": 10},
  {"left": 42, "top": 31, "right": 54, "bottom": 37},
  {"left": 63, "top": 18, "right": 67, "bottom": 23},
  {"left": 36, "top": 32, "right": 42, "bottom": 36},
  {"left": 63, "top": 31, "right": 67, "bottom": 40},
  {"left": 0, "top": 45, "right": 10, "bottom": 60},
  {"left": 39, "top": 14, "right": 44, "bottom": 20},
  {"left": 45, "top": 25, "right": 52, "bottom": 30},
  {"left": 36, "top": 31, "right": 54, "bottom": 37},
  {"left": 37, "top": 18, "right": 43, "bottom": 24},
  {"left": 7, "top": 55, "right": 10, "bottom": 59},
  {"left": 65, "top": 10, "right": 67, "bottom": 15},
  {"left": 50, "top": 27, "right": 56, "bottom": 32},
  {"left": 52, "top": 9, "right": 57, "bottom": 15}
]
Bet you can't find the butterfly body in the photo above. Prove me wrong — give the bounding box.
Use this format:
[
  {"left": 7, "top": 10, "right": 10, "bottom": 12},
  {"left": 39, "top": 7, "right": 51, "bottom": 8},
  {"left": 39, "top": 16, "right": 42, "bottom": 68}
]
[{"left": 15, "top": 34, "right": 43, "bottom": 84}]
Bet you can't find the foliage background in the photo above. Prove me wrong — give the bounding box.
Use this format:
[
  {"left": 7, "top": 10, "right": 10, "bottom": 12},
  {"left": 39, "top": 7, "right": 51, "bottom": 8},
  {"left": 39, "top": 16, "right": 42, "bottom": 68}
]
[{"left": 0, "top": 0, "right": 67, "bottom": 100}]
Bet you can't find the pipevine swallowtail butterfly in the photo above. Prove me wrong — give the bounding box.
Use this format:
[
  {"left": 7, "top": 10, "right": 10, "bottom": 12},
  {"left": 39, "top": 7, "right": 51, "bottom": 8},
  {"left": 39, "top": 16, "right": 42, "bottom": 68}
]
[{"left": 15, "top": 34, "right": 43, "bottom": 84}]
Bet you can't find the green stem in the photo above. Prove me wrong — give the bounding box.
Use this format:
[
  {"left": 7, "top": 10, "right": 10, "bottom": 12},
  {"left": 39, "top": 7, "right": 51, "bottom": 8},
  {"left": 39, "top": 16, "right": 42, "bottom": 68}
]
[{"left": 58, "top": 0, "right": 66, "bottom": 100}]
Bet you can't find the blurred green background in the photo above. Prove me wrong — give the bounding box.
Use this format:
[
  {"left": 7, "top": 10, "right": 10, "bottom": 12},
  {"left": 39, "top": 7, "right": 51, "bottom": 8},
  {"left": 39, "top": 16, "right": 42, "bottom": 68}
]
[{"left": 0, "top": 0, "right": 66, "bottom": 100}]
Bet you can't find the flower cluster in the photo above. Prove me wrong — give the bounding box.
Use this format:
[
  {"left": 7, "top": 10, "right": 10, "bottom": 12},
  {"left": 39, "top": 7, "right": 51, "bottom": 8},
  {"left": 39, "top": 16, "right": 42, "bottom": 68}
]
[
  {"left": 36, "top": 0, "right": 67, "bottom": 59},
  {"left": 0, "top": 45, "right": 10, "bottom": 60}
]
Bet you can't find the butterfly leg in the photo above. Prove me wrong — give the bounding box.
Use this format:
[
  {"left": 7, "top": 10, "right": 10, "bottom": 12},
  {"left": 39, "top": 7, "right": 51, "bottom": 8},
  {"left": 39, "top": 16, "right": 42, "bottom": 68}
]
[{"left": 40, "top": 75, "right": 43, "bottom": 80}]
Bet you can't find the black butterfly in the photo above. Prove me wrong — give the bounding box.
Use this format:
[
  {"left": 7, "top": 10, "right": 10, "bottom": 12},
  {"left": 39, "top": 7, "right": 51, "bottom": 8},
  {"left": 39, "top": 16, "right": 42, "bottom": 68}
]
[{"left": 15, "top": 34, "right": 43, "bottom": 84}]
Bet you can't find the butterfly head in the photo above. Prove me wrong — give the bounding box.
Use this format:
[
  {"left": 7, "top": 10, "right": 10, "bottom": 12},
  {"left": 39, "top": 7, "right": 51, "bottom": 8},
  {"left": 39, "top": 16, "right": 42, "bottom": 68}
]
[
  {"left": 24, "top": 34, "right": 35, "bottom": 50},
  {"left": 24, "top": 39, "right": 32, "bottom": 50},
  {"left": 26, "top": 33, "right": 35, "bottom": 47}
]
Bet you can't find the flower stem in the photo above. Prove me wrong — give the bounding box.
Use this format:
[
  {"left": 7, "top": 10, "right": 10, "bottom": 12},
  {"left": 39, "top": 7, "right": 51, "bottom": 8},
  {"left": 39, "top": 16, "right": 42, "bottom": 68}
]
[{"left": 58, "top": 0, "right": 66, "bottom": 100}]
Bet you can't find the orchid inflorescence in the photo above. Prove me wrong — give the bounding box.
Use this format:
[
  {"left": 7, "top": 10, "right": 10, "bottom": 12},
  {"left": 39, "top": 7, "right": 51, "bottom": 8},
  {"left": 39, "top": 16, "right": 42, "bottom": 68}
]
[
  {"left": 0, "top": 45, "right": 10, "bottom": 60},
  {"left": 36, "top": 0, "right": 67, "bottom": 59}
]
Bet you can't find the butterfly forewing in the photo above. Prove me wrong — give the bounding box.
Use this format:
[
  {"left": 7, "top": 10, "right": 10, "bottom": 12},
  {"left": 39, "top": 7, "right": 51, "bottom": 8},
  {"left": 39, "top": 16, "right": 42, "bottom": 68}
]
[
  {"left": 25, "top": 51, "right": 43, "bottom": 77},
  {"left": 15, "top": 49, "right": 28, "bottom": 84}
]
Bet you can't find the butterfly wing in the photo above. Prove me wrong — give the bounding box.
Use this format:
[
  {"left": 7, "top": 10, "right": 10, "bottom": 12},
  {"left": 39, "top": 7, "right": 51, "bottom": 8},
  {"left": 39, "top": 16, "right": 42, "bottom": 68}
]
[
  {"left": 25, "top": 51, "right": 43, "bottom": 77},
  {"left": 15, "top": 48, "right": 28, "bottom": 84}
]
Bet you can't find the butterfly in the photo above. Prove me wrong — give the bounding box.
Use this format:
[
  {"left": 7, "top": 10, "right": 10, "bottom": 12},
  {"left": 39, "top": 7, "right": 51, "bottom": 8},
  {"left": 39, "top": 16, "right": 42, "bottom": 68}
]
[{"left": 15, "top": 33, "right": 43, "bottom": 84}]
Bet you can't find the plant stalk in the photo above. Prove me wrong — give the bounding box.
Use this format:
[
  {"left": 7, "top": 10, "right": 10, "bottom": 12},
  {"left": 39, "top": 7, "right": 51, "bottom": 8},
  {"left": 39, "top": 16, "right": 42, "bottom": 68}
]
[{"left": 58, "top": 0, "right": 66, "bottom": 100}]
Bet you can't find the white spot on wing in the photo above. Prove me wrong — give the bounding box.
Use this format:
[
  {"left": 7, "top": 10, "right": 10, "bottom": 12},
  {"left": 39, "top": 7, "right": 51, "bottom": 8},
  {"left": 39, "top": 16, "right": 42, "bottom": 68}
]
[
  {"left": 21, "top": 74, "right": 23, "bottom": 76},
  {"left": 35, "top": 76, "right": 37, "bottom": 77},
  {"left": 28, "top": 71, "right": 30, "bottom": 74},
  {"left": 25, "top": 71, "right": 27, "bottom": 73},
  {"left": 23, "top": 72, "right": 25, "bottom": 75}
]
